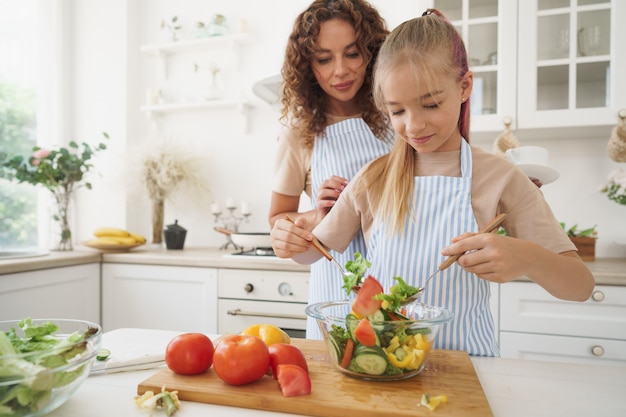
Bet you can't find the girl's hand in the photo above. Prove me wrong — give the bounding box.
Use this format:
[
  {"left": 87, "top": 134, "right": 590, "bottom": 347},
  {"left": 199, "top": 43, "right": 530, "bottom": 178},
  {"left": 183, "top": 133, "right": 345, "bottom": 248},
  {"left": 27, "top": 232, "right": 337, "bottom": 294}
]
[
  {"left": 270, "top": 216, "right": 314, "bottom": 258},
  {"left": 315, "top": 176, "right": 348, "bottom": 219},
  {"left": 442, "top": 233, "right": 527, "bottom": 283}
]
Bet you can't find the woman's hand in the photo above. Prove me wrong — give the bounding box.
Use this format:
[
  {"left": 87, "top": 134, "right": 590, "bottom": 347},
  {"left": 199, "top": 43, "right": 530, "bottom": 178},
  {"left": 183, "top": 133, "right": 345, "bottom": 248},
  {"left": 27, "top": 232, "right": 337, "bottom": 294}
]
[
  {"left": 315, "top": 176, "right": 348, "bottom": 219},
  {"left": 270, "top": 216, "right": 314, "bottom": 258}
]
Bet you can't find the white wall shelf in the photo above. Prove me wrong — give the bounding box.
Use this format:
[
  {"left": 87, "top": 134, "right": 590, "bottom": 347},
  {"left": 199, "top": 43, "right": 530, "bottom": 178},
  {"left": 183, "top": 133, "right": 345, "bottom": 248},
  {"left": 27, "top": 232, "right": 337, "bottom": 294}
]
[
  {"left": 140, "top": 33, "right": 249, "bottom": 56},
  {"left": 140, "top": 100, "right": 253, "bottom": 133},
  {"left": 140, "top": 32, "right": 253, "bottom": 132}
]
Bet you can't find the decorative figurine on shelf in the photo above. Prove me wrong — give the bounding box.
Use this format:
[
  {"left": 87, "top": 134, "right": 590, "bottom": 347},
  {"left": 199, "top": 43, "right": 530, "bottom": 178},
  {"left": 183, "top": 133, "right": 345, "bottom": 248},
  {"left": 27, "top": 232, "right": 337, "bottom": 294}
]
[
  {"left": 212, "top": 199, "right": 251, "bottom": 250},
  {"left": 207, "top": 14, "right": 229, "bottom": 36},
  {"left": 161, "top": 16, "right": 182, "bottom": 41},
  {"left": 192, "top": 21, "right": 209, "bottom": 38}
]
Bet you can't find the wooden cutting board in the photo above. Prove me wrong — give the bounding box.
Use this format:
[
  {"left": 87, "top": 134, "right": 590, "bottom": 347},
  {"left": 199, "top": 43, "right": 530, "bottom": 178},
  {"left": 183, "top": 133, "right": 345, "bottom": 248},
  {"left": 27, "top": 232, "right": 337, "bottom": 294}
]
[{"left": 138, "top": 339, "right": 492, "bottom": 417}]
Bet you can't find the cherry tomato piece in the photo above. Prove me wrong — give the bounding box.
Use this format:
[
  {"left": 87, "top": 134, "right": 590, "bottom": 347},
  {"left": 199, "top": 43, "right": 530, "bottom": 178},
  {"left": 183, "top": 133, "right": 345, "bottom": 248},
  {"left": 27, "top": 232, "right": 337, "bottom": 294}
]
[
  {"left": 268, "top": 343, "right": 308, "bottom": 379},
  {"left": 212, "top": 334, "right": 270, "bottom": 385},
  {"left": 276, "top": 364, "right": 312, "bottom": 397},
  {"left": 165, "top": 333, "right": 214, "bottom": 375},
  {"left": 352, "top": 275, "right": 383, "bottom": 317},
  {"left": 354, "top": 319, "right": 377, "bottom": 347}
]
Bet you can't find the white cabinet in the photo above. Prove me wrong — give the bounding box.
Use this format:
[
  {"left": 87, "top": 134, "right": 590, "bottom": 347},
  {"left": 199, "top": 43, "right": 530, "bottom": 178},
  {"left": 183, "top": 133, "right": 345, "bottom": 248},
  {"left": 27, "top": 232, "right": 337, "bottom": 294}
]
[
  {"left": 102, "top": 263, "right": 218, "bottom": 333},
  {"left": 422, "top": 0, "right": 625, "bottom": 139},
  {"left": 0, "top": 264, "right": 100, "bottom": 323},
  {"left": 499, "top": 281, "right": 626, "bottom": 365}
]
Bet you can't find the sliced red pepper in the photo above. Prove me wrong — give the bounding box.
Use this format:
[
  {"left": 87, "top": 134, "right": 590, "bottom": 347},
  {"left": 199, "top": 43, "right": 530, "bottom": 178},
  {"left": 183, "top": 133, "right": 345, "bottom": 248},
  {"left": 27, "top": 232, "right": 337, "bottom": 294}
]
[{"left": 340, "top": 338, "right": 354, "bottom": 368}]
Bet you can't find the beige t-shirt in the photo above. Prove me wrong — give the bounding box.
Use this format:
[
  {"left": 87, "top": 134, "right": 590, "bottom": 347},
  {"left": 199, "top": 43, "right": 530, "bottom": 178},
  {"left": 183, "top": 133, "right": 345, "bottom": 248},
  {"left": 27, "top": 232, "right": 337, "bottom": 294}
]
[
  {"left": 314, "top": 145, "right": 576, "bottom": 254},
  {"left": 272, "top": 114, "right": 363, "bottom": 198}
]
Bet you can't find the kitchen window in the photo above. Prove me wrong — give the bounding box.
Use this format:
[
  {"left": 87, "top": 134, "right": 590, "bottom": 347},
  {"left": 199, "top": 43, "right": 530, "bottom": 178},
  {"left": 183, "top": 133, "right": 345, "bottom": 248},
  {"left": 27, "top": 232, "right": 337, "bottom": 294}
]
[{"left": 0, "top": 0, "right": 67, "bottom": 250}]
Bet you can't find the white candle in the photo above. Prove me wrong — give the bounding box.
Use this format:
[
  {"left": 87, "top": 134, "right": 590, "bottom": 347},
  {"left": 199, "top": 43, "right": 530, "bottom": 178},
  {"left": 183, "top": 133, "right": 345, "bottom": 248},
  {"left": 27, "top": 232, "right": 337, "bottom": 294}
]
[
  {"left": 241, "top": 201, "right": 251, "bottom": 215},
  {"left": 211, "top": 202, "right": 220, "bottom": 214},
  {"left": 225, "top": 197, "right": 236, "bottom": 209}
]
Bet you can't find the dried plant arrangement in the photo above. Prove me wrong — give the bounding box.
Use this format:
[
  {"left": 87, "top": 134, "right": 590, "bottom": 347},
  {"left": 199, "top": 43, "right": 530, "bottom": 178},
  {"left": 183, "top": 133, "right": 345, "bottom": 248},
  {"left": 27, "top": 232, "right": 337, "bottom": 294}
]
[{"left": 135, "top": 136, "right": 212, "bottom": 244}]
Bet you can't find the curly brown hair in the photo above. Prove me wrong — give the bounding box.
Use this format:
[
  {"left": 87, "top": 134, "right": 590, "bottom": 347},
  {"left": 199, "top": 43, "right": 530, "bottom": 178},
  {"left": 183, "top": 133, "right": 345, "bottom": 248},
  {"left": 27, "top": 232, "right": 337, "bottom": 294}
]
[{"left": 280, "top": 0, "right": 389, "bottom": 148}]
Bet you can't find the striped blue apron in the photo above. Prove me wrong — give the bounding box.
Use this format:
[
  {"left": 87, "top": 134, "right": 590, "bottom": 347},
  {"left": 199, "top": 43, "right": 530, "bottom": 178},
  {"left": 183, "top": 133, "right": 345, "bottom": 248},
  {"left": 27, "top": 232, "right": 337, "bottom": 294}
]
[
  {"left": 307, "top": 118, "right": 394, "bottom": 339},
  {"left": 367, "top": 140, "right": 499, "bottom": 356}
]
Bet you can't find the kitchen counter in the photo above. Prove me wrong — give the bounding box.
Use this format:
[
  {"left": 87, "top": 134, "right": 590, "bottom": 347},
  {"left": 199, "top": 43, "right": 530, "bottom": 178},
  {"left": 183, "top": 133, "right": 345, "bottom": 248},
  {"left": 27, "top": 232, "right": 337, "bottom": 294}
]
[
  {"left": 48, "top": 328, "right": 626, "bottom": 417},
  {"left": 0, "top": 249, "right": 100, "bottom": 275},
  {"left": 0, "top": 246, "right": 310, "bottom": 274},
  {"left": 1, "top": 245, "right": 624, "bottom": 284}
]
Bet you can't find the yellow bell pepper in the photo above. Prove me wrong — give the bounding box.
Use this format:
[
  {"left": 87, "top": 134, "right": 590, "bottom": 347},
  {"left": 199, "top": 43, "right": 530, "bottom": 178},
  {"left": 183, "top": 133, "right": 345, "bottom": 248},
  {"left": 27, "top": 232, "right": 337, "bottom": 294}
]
[
  {"left": 240, "top": 323, "right": 290, "bottom": 346},
  {"left": 386, "top": 350, "right": 414, "bottom": 368}
]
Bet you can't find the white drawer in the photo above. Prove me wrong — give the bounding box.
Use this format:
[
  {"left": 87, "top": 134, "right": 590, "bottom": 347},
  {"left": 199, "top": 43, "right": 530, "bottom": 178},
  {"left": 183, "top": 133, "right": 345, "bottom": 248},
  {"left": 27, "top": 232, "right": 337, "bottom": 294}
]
[
  {"left": 500, "top": 331, "right": 626, "bottom": 366},
  {"left": 500, "top": 282, "right": 626, "bottom": 339},
  {"left": 218, "top": 269, "right": 309, "bottom": 303}
]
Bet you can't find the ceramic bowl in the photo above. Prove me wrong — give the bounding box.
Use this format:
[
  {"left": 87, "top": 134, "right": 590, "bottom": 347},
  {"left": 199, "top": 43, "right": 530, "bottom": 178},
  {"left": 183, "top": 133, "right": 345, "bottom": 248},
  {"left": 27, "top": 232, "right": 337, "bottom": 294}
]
[
  {"left": 305, "top": 300, "right": 453, "bottom": 381},
  {"left": 0, "top": 318, "right": 102, "bottom": 417}
]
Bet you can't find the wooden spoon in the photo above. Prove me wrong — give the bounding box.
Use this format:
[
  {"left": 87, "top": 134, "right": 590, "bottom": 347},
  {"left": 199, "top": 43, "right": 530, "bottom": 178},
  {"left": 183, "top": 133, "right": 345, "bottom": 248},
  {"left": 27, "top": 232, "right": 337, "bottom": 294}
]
[
  {"left": 284, "top": 215, "right": 347, "bottom": 276},
  {"left": 412, "top": 213, "right": 508, "bottom": 301}
]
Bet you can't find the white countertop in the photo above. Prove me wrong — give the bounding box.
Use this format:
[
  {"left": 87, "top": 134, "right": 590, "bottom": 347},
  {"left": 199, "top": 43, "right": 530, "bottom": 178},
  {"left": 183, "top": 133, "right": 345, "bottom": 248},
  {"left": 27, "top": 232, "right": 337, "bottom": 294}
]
[
  {"left": 2, "top": 247, "right": 624, "bottom": 286},
  {"left": 47, "top": 329, "right": 626, "bottom": 417}
]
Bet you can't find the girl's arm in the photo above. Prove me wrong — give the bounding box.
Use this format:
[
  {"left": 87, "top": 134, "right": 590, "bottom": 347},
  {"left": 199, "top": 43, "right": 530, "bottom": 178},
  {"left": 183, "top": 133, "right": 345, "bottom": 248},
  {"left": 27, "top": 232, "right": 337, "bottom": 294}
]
[{"left": 442, "top": 233, "right": 595, "bottom": 301}]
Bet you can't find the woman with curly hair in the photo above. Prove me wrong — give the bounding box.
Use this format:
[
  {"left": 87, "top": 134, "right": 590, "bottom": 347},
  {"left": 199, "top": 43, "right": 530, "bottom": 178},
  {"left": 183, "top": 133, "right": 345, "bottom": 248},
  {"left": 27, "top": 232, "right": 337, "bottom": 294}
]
[{"left": 268, "top": 0, "right": 393, "bottom": 339}]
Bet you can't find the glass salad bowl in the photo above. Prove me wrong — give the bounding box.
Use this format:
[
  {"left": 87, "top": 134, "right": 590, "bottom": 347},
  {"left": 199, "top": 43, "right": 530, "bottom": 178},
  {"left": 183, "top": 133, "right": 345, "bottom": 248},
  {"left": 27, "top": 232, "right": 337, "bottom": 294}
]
[
  {"left": 305, "top": 300, "right": 453, "bottom": 381},
  {"left": 0, "top": 318, "right": 102, "bottom": 417}
]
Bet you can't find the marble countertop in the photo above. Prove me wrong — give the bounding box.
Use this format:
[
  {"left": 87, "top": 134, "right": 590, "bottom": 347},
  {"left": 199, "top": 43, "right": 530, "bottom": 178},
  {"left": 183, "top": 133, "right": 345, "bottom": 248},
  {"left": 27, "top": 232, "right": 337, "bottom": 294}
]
[
  {"left": 46, "top": 328, "right": 626, "bottom": 417},
  {"left": 1, "top": 246, "right": 624, "bottom": 285}
]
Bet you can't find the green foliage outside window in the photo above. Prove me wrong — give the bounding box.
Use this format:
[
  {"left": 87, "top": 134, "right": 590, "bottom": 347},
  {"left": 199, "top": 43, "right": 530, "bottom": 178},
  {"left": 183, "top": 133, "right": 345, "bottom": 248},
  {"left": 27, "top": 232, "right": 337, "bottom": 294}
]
[{"left": 0, "top": 81, "right": 38, "bottom": 249}]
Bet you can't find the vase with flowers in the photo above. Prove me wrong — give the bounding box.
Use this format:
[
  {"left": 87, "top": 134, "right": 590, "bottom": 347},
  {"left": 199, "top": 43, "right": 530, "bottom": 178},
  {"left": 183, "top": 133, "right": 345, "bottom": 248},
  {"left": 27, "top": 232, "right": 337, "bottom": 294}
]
[{"left": 0, "top": 133, "right": 108, "bottom": 250}]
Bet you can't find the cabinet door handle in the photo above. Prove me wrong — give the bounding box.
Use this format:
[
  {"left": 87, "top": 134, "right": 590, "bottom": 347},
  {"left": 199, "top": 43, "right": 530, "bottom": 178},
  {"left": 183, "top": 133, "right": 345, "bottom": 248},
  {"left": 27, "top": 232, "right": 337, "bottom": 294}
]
[
  {"left": 591, "top": 345, "right": 605, "bottom": 357},
  {"left": 591, "top": 290, "right": 605, "bottom": 302},
  {"left": 226, "top": 308, "right": 306, "bottom": 321}
]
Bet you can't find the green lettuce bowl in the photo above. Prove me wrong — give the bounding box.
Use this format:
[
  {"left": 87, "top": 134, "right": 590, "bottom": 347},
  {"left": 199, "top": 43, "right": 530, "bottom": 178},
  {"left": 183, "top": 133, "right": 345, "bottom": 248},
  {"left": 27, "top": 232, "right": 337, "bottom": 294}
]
[
  {"left": 305, "top": 300, "right": 453, "bottom": 381},
  {"left": 0, "top": 318, "right": 102, "bottom": 417}
]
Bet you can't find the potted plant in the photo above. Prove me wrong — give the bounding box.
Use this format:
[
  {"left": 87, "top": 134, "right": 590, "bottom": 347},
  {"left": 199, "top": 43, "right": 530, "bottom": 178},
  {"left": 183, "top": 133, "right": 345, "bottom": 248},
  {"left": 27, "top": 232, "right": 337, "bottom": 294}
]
[{"left": 560, "top": 223, "right": 598, "bottom": 261}]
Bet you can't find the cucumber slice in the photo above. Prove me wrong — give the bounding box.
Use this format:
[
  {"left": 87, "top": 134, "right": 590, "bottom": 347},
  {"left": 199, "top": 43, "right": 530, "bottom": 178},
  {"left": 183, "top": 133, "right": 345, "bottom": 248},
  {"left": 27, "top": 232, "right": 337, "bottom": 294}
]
[
  {"left": 346, "top": 314, "right": 360, "bottom": 341},
  {"left": 367, "top": 310, "right": 386, "bottom": 331},
  {"left": 353, "top": 345, "right": 388, "bottom": 376},
  {"left": 96, "top": 348, "right": 111, "bottom": 361}
]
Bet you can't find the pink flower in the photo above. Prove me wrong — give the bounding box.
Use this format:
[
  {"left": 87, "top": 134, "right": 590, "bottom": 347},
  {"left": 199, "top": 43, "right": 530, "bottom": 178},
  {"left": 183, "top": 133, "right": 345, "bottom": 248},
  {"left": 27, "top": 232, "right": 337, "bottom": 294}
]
[
  {"left": 33, "top": 148, "right": 51, "bottom": 159},
  {"left": 31, "top": 148, "right": 51, "bottom": 166}
]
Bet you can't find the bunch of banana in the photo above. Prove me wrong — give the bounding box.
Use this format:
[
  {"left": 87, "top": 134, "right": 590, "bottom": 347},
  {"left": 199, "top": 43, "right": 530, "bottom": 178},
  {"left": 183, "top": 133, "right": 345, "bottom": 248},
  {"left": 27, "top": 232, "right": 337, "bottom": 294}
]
[{"left": 87, "top": 227, "right": 146, "bottom": 246}]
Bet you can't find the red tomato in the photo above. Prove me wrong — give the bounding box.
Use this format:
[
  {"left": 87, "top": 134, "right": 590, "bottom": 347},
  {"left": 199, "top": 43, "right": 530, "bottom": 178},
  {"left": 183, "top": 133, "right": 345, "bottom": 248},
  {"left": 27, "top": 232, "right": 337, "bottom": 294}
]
[
  {"left": 276, "top": 364, "right": 312, "bottom": 397},
  {"left": 165, "top": 333, "right": 214, "bottom": 375},
  {"left": 212, "top": 334, "right": 270, "bottom": 385},
  {"left": 354, "top": 319, "right": 377, "bottom": 347},
  {"left": 268, "top": 343, "right": 308, "bottom": 379},
  {"left": 351, "top": 275, "right": 383, "bottom": 317}
]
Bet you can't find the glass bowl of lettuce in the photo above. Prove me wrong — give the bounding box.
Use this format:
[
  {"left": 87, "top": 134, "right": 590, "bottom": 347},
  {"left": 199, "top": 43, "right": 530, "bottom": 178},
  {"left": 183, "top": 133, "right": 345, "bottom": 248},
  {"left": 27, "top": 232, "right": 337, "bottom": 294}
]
[
  {"left": 0, "top": 318, "right": 102, "bottom": 417},
  {"left": 306, "top": 299, "right": 453, "bottom": 381}
]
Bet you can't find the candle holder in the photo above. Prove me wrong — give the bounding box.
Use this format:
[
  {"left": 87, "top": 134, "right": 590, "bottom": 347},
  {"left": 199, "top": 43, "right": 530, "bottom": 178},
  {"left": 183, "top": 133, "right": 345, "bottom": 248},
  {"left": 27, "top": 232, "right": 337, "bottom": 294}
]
[{"left": 213, "top": 205, "right": 251, "bottom": 250}]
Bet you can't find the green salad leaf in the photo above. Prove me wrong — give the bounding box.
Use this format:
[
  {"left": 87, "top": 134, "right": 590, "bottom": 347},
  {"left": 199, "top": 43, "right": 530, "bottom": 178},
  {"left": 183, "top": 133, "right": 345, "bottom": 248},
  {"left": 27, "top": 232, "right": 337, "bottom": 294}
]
[{"left": 342, "top": 252, "right": 371, "bottom": 296}]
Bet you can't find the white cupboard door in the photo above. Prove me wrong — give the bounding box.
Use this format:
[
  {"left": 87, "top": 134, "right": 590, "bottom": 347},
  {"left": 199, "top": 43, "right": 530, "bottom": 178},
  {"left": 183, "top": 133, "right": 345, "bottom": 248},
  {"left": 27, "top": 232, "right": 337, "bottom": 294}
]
[
  {"left": 102, "top": 264, "right": 218, "bottom": 333},
  {"left": 0, "top": 264, "right": 100, "bottom": 323},
  {"left": 500, "top": 282, "right": 626, "bottom": 339},
  {"left": 500, "top": 331, "right": 626, "bottom": 365}
]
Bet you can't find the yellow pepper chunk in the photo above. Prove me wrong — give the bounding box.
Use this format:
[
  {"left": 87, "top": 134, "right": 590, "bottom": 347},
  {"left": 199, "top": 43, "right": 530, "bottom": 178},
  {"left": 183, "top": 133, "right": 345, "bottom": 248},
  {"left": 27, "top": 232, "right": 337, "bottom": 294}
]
[
  {"left": 386, "top": 350, "right": 414, "bottom": 368},
  {"left": 420, "top": 393, "right": 448, "bottom": 411}
]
